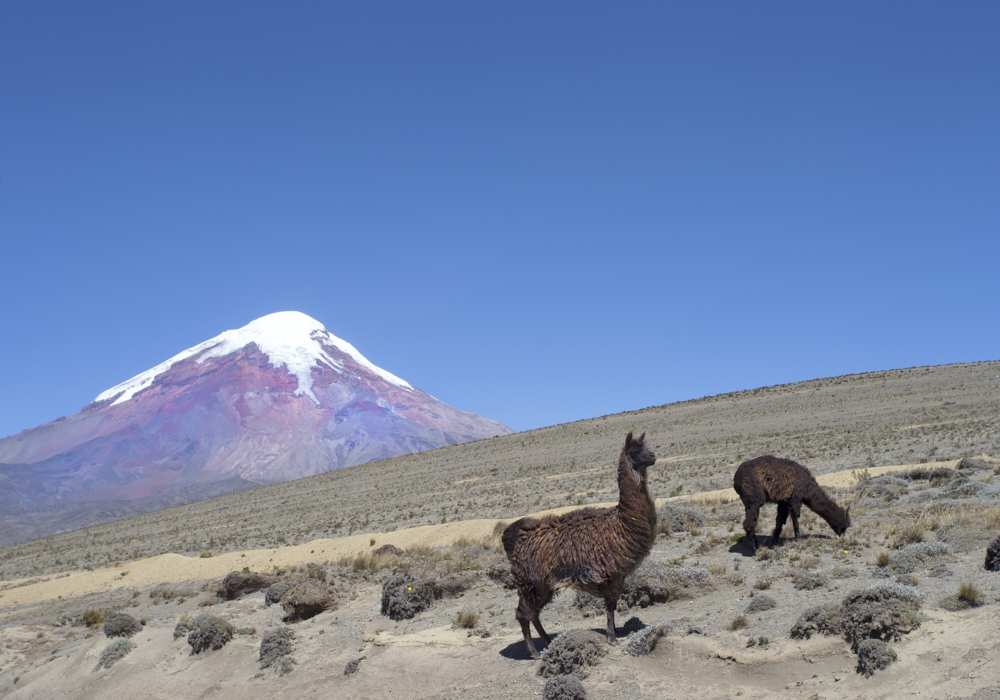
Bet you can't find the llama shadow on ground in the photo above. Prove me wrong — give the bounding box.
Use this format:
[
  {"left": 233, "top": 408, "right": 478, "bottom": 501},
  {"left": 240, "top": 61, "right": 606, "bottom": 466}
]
[
  {"left": 499, "top": 637, "right": 549, "bottom": 661},
  {"left": 587, "top": 616, "right": 646, "bottom": 638},
  {"left": 498, "top": 618, "right": 645, "bottom": 661},
  {"left": 729, "top": 535, "right": 773, "bottom": 557},
  {"left": 729, "top": 533, "right": 831, "bottom": 557}
]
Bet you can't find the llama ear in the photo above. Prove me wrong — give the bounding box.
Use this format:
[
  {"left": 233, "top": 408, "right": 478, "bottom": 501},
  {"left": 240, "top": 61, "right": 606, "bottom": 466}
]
[
  {"left": 625, "top": 432, "right": 633, "bottom": 449},
  {"left": 637, "top": 432, "right": 646, "bottom": 445}
]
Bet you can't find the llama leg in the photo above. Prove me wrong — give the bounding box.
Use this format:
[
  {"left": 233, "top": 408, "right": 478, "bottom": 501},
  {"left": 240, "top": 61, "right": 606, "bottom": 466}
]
[
  {"left": 742, "top": 503, "right": 760, "bottom": 553},
  {"left": 604, "top": 597, "right": 618, "bottom": 645},
  {"left": 532, "top": 617, "right": 551, "bottom": 644},
  {"left": 772, "top": 503, "right": 789, "bottom": 545},
  {"left": 532, "top": 586, "right": 553, "bottom": 643},
  {"left": 519, "top": 618, "right": 537, "bottom": 658},
  {"left": 515, "top": 591, "right": 540, "bottom": 658},
  {"left": 790, "top": 501, "right": 802, "bottom": 539}
]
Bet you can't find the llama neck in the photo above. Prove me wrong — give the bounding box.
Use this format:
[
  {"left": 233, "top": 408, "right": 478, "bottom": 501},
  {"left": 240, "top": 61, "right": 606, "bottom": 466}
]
[
  {"left": 807, "top": 487, "right": 846, "bottom": 529},
  {"left": 615, "top": 465, "right": 657, "bottom": 554}
]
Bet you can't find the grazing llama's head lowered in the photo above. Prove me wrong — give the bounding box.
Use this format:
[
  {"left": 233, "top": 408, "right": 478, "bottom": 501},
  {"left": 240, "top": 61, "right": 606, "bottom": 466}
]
[{"left": 502, "top": 431, "right": 658, "bottom": 658}]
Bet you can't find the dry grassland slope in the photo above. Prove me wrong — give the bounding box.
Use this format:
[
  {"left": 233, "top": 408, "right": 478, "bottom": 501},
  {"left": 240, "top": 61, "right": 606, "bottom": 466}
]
[{"left": 1, "top": 361, "right": 998, "bottom": 582}]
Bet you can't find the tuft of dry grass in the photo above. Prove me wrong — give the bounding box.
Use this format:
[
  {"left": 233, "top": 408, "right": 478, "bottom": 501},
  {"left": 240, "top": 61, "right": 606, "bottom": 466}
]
[
  {"left": 707, "top": 561, "right": 728, "bottom": 576},
  {"left": 755, "top": 547, "right": 777, "bottom": 562},
  {"left": 82, "top": 608, "right": 108, "bottom": 627},
  {"left": 752, "top": 577, "right": 773, "bottom": 591},
  {"left": 872, "top": 550, "right": 891, "bottom": 567},
  {"left": 791, "top": 555, "right": 819, "bottom": 570},
  {"left": 893, "top": 522, "right": 929, "bottom": 549},
  {"left": 958, "top": 581, "right": 982, "bottom": 606},
  {"left": 454, "top": 609, "right": 479, "bottom": 629},
  {"left": 728, "top": 613, "right": 749, "bottom": 630},
  {"left": 337, "top": 550, "right": 401, "bottom": 573}
]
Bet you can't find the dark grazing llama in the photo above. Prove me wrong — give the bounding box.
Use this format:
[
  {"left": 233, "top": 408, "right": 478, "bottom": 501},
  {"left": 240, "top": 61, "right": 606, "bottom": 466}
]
[
  {"left": 734, "top": 455, "right": 851, "bottom": 554},
  {"left": 502, "top": 432, "right": 657, "bottom": 658}
]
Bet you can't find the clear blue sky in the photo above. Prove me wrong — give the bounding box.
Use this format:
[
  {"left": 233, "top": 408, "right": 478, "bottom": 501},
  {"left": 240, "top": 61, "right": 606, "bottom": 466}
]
[{"left": 1, "top": 2, "right": 998, "bottom": 438}]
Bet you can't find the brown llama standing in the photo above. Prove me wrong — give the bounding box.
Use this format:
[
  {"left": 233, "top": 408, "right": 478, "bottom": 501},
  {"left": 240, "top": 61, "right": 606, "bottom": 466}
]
[
  {"left": 733, "top": 455, "right": 851, "bottom": 554},
  {"left": 502, "top": 432, "right": 657, "bottom": 659}
]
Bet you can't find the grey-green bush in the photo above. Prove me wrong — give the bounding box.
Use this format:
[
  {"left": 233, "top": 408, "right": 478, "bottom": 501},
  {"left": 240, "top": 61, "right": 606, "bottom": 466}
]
[
  {"left": 104, "top": 612, "right": 142, "bottom": 638},
  {"left": 745, "top": 595, "right": 777, "bottom": 614},
  {"left": 265, "top": 580, "right": 293, "bottom": 606},
  {"left": 656, "top": 504, "right": 704, "bottom": 533},
  {"left": 625, "top": 622, "right": 670, "bottom": 656},
  {"left": 95, "top": 639, "right": 135, "bottom": 670},
  {"left": 259, "top": 627, "right": 295, "bottom": 669},
  {"left": 187, "top": 614, "right": 234, "bottom": 654},
  {"left": 543, "top": 674, "right": 587, "bottom": 700},
  {"left": 841, "top": 583, "right": 921, "bottom": 652},
  {"left": 381, "top": 573, "right": 442, "bottom": 621},
  {"left": 856, "top": 638, "right": 897, "bottom": 676},
  {"left": 789, "top": 603, "right": 843, "bottom": 640},
  {"left": 537, "top": 629, "right": 608, "bottom": 679}
]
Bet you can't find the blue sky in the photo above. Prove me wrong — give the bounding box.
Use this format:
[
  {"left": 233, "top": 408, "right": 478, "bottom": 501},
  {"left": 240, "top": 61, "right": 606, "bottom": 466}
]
[{"left": 1, "top": 2, "right": 998, "bottom": 437}]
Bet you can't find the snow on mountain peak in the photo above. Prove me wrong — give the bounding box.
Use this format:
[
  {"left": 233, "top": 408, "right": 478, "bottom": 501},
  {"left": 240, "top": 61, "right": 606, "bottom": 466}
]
[{"left": 94, "top": 311, "right": 412, "bottom": 407}]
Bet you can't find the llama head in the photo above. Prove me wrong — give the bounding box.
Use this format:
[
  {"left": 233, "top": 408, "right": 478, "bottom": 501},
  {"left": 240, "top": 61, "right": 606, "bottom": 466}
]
[
  {"left": 833, "top": 504, "right": 851, "bottom": 536},
  {"left": 621, "top": 431, "right": 656, "bottom": 480}
]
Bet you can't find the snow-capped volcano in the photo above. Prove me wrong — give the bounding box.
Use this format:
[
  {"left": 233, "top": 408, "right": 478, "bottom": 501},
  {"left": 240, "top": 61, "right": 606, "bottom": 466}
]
[
  {"left": 95, "top": 311, "right": 412, "bottom": 406},
  {"left": 0, "top": 312, "right": 512, "bottom": 545}
]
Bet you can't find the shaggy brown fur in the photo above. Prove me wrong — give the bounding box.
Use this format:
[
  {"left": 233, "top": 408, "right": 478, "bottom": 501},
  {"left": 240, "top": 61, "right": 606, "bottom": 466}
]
[
  {"left": 733, "top": 455, "right": 850, "bottom": 554},
  {"left": 502, "top": 432, "right": 657, "bottom": 659}
]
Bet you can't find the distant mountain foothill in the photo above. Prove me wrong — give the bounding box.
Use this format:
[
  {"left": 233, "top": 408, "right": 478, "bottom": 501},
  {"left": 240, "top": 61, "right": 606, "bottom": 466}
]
[{"left": 0, "top": 311, "right": 511, "bottom": 545}]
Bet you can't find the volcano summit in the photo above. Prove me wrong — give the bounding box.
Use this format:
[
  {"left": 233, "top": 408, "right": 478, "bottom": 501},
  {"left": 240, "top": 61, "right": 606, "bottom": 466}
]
[{"left": 0, "top": 312, "right": 511, "bottom": 544}]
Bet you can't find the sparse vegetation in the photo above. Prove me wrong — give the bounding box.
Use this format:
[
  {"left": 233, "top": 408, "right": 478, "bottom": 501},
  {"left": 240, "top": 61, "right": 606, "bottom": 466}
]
[
  {"left": 840, "top": 583, "right": 922, "bottom": 652},
  {"left": 728, "top": 613, "right": 749, "bottom": 630},
  {"left": 83, "top": 608, "right": 108, "bottom": 628},
  {"left": 624, "top": 621, "right": 670, "bottom": 656},
  {"left": 454, "top": 609, "right": 479, "bottom": 629},
  {"left": 958, "top": 581, "right": 982, "bottom": 607},
  {"left": 745, "top": 595, "right": 776, "bottom": 614},
  {"left": 95, "top": 639, "right": 135, "bottom": 670},
  {"left": 537, "top": 629, "right": 608, "bottom": 679},
  {"left": 790, "top": 603, "right": 843, "bottom": 640},
  {"left": 259, "top": 628, "right": 295, "bottom": 669},
  {"left": 543, "top": 674, "right": 587, "bottom": 700},
  {"left": 381, "top": 573, "right": 444, "bottom": 621},
  {"left": 186, "top": 613, "right": 234, "bottom": 654},
  {"left": 872, "top": 550, "right": 891, "bottom": 567},
  {"left": 104, "top": 612, "right": 142, "bottom": 638},
  {"left": 855, "top": 638, "right": 896, "bottom": 676}
]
